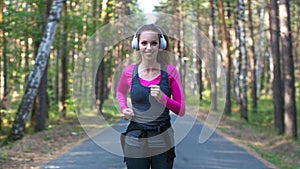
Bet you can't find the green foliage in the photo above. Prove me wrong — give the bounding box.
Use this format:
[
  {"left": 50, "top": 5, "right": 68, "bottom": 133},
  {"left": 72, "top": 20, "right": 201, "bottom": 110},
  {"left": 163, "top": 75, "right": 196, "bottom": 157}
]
[
  {"left": 291, "top": 145, "right": 300, "bottom": 158},
  {"left": 248, "top": 97, "right": 274, "bottom": 129},
  {"left": 198, "top": 90, "right": 211, "bottom": 110},
  {"left": 249, "top": 145, "right": 288, "bottom": 169},
  {"left": 101, "top": 96, "right": 121, "bottom": 125},
  {"left": 0, "top": 150, "right": 9, "bottom": 160}
]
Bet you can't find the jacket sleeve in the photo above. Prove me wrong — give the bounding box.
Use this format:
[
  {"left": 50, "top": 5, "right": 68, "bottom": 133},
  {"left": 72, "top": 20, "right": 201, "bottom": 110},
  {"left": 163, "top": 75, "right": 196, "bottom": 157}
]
[
  {"left": 116, "top": 66, "right": 132, "bottom": 113},
  {"left": 159, "top": 65, "right": 185, "bottom": 116}
]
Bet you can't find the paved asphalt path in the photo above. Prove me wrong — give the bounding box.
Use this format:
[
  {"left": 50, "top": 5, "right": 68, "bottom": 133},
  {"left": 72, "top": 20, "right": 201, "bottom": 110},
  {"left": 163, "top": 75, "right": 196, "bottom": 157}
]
[{"left": 44, "top": 115, "right": 271, "bottom": 169}]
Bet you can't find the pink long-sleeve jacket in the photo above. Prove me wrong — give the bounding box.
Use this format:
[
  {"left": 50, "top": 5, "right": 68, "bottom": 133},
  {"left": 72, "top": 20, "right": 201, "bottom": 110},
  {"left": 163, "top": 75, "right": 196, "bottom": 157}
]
[{"left": 116, "top": 64, "right": 185, "bottom": 117}]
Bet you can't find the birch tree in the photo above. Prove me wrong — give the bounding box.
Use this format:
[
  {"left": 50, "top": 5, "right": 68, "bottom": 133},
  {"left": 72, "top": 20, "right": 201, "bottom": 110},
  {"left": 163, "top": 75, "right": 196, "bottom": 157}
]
[
  {"left": 255, "top": 0, "right": 266, "bottom": 98},
  {"left": 0, "top": 0, "right": 8, "bottom": 130},
  {"left": 235, "top": 0, "right": 248, "bottom": 120},
  {"left": 234, "top": 1, "right": 242, "bottom": 108},
  {"left": 9, "top": 0, "right": 64, "bottom": 141},
  {"left": 32, "top": 0, "right": 53, "bottom": 132}
]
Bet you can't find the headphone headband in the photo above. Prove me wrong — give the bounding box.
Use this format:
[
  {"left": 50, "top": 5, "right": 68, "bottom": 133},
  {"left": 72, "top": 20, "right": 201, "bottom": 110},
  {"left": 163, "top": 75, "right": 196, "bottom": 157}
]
[{"left": 131, "top": 24, "right": 167, "bottom": 50}]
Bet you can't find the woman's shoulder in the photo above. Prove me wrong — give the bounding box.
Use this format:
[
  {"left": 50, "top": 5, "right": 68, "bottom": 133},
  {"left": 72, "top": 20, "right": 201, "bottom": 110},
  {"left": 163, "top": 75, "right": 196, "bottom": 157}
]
[
  {"left": 122, "top": 64, "right": 135, "bottom": 74},
  {"left": 165, "top": 64, "right": 180, "bottom": 81},
  {"left": 165, "top": 64, "right": 179, "bottom": 73}
]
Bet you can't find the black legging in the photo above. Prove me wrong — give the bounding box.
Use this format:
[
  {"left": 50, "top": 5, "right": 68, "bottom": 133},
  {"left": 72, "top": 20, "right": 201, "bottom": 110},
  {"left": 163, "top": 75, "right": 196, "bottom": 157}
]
[{"left": 125, "top": 149, "right": 174, "bottom": 169}]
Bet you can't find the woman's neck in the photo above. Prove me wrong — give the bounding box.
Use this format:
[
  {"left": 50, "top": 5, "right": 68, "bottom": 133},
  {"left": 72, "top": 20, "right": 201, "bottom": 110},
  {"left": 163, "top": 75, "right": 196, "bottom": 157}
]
[
  {"left": 138, "top": 60, "right": 161, "bottom": 80},
  {"left": 139, "top": 60, "right": 160, "bottom": 70}
]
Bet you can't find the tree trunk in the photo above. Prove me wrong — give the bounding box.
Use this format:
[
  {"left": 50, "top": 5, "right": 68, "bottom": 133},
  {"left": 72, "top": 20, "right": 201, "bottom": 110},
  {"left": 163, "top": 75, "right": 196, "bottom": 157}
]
[
  {"left": 255, "top": 0, "right": 266, "bottom": 99},
  {"left": 95, "top": 43, "right": 105, "bottom": 114},
  {"left": 209, "top": 0, "right": 217, "bottom": 111},
  {"left": 9, "top": 0, "right": 64, "bottom": 141},
  {"left": 235, "top": 0, "right": 248, "bottom": 120},
  {"left": 32, "top": 0, "right": 53, "bottom": 132},
  {"left": 91, "top": 0, "right": 98, "bottom": 109},
  {"left": 218, "top": 0, "right": 231, "bottom": 115},
  {"left": 247, "top": 0, "right": 257, "bottom": 112},
  {"left": 0, "top": 0, "right": 8, "bottom": 130},
  {"left": 195, "top": 9, "right": 204, "bottom": 101},
  {"left": 172, "top": 0, "right": 184, "bottom": 87},
  {"left": 234, "top": 1, "right": 242, "bottom": 107},
  {"left": 197, "top": 47, "right": 203, "bottom": 101},
  {"left": 95, "top": 0, "right": 110, "bottom": 113},
  {"left": 179, "top": 1, "right": 186, "bottom": 94},
  {"left": 34, "top": 64, "right": 49, "bottom": 132},
  {"left": 173, "top": 1, "right": 181, "bottom": 74},
  {"left": 279, "top": 0, "right": 297, "bottom": 139},
  {"left": 59, "top": 1, "right": 68, "bottom": 117},
  {"left": 269, "top": 0, "right": 284, "bottom": 135},
  {"left": 240, "top": 0, "right": 248, "bottom": 120}
]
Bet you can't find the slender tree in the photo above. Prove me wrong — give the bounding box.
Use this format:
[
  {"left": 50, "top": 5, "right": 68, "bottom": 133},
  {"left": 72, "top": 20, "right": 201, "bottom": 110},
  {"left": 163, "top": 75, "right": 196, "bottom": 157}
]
[
  {"left": 172, "top": 0, "right": 185, "bottom": 85},
  {"left": 195, "top": 8, "right": 204, "bottom": 101},
  {"left": 32, "top": 0, "right": 53, "bottom": 132},
  {"left": 59, "top": 1, "right": 68, "bottom": 117},
  {"left": 9, "top": 0, "right": 64, "bottom": 141},
  {"left": 209, "top": 0, "right": 218, "bottom": 111},
  {"left": 234, "top": 0, "right": 242, "bottom": 108},
  {"left": 247, "top": 0, "right": 257, "bottom": 112},
  {"left": 91, "top": 0, "right": 99, "bottom": 109},
  {"left": 0, "top": 0, "right": 8, "bottom": 130},
  {"left": 279, "top": 0, "right": 297, "bottom": 139},
  {"left": 218, "top": 0, "right": 231, "bottom": 115},
  {"left": 235, "top": 0, "right": 248, "bottom": 120},
  {"left": 269, "top": 0, "right": 284, "bottom": 134},
  {"left": 255, "top": 0, "right": 266, "bottom": 98},
  {"left": 95, "top": 0, "right": 111, "bottom": 113}
]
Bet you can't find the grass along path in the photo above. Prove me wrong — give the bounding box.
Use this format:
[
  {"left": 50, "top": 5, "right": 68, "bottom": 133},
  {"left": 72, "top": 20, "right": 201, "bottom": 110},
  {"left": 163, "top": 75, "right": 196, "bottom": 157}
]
[{"left": 197, "top": 110, "right": 300, "bottom": 169}]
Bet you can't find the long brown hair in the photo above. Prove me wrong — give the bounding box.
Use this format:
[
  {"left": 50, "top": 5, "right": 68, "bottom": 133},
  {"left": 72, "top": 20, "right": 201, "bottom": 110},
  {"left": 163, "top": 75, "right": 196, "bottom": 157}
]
[{"left": 135, "top": 24, "right": 170, "bottom": 65}]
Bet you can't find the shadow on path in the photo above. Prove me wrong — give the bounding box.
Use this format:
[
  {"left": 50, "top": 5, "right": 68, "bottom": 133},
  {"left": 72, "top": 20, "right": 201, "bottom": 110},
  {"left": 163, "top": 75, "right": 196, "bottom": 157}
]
[{"left": 44, "top": 115, "right": 271, "bottom": 169}]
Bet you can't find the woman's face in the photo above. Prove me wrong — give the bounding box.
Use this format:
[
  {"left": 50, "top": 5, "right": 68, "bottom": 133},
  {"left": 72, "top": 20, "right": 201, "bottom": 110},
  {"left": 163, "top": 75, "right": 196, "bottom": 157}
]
[{"left": 138, "top": 31, "right": 160, "bottom": 62}]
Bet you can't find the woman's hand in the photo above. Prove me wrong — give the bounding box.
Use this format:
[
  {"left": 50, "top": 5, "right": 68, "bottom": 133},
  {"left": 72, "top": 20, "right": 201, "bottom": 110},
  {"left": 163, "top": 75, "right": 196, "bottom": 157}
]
[
  {"left": 149, "top": 85, "right": 162, "bottom": 101},
  {"left": 122, "top": 108, "right": 134, "bottom": 120}
]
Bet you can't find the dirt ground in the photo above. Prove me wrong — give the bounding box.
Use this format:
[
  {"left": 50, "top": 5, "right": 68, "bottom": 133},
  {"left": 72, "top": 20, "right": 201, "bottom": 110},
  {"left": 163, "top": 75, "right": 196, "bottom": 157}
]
[
  {"left": 0, "top": 114, "right": 299, "bottom": 169},
  {"left": 0, "top": 119, "right": 88, "bottom": 169}
]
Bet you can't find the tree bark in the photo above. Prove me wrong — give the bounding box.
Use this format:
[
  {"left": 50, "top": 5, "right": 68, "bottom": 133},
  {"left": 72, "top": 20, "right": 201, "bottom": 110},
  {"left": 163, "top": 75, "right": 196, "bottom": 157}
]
[
  {"left": 91, "top": 0, "right": 98, "bottom": 109},
  {"left": 240, "top": 0, "right": 248, "bottom": 120},
  {"left": 9, "top": 0, "right": 64, "bottom": 141},
  {"left": 279, "top": 0, "right": 297, "bottom": 139},
  {"left": 0, "top": 0, "right": 9, "bottom": 130},
  {"left": 235, "top": 0, "right": 248, "bottom": 120},
  {"left": 172, "top": 0, "right": 184, "bottom": 88},
  {"left": 209, "top": 0, "right": 217, "bottom": 111},
  {"left": 59, "top": 1, "right": 68, "bottom": 117},
  {"left": 95, "top": 43, "right": 105, "bottom": 114},
  {"left": 33, "top": 0, "right": 53, "bottom": 132},
  {"left": 234, "top": 0, "right": 242, "bottom": 107},
  {"left": 218, "top": 0, "right": 231, "bottom": 115},
  {"left": 269, "top": 0, "right": 284, "bottom": 135},
  {"left": 195, "top": 7, "right": 204, "bottom": 101},
  {"left": 34, "top": 64, "right": 49, "bottom": 132},
  {"left": 247, "top": 0, "right": 257, "bottom": 112},
  {"left": 255, "top": 0, "right": 266, "bottom": 98}
]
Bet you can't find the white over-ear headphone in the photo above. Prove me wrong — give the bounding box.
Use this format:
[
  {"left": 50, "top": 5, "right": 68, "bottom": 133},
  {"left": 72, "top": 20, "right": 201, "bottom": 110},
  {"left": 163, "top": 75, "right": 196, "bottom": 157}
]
[{"left": 131, "top": 24, "right": 167, "bottom": 50}]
